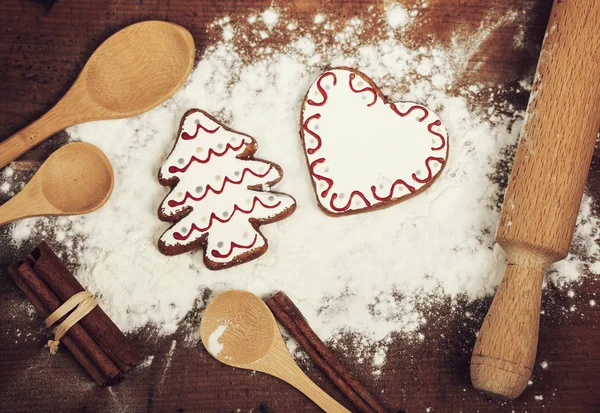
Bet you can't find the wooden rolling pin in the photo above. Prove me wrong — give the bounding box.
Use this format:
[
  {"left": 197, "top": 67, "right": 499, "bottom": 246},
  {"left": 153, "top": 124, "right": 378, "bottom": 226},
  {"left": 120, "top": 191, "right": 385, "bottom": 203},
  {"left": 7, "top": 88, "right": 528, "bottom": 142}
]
[{"left": 470, "top": 0, "right": 600, "bottom": 400}]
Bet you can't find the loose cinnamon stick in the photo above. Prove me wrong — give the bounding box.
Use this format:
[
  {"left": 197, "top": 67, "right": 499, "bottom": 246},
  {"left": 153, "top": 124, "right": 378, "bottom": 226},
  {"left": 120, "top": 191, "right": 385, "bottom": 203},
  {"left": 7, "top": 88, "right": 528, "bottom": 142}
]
[
  {"left": 266, "top": 292, "right": 388, "bottom": 413},
  {"left": 29, "top": 242, "right": 139, "bottom": 372},
  {"left": 8, "top": 260, "right": 121, "bottom": 386}
]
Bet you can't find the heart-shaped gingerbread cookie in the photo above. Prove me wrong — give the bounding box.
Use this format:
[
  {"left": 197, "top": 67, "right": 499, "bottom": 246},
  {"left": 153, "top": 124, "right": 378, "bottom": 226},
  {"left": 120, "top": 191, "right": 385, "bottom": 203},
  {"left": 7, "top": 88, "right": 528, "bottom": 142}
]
[{"left": 300, "top": 67, "right": 449, "bottom": 215}]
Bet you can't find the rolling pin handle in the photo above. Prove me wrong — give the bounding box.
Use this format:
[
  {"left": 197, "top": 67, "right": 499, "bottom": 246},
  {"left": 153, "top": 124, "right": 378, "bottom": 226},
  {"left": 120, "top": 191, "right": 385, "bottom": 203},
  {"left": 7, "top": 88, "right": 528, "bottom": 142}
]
[{"left": 471, "top": 263, "right": 545, "bottom": 400}]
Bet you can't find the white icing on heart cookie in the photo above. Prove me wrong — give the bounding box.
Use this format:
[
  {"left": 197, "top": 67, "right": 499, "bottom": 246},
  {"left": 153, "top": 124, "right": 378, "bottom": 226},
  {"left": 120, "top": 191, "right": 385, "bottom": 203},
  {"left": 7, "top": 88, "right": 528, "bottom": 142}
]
[
  {"left": 158, "top": 109, "right": 296, "bottom": 270},
  {"left": 300, "top": 67, "right": 449, "bottom": 215}
]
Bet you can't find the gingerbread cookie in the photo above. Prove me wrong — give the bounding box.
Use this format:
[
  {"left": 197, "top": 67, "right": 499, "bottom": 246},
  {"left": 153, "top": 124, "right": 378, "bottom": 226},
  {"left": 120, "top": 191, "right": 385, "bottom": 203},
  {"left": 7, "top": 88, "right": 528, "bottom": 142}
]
[
  {"left": 158, "top": 109, "right": 296, "bottom": 270},
  {"left": 300, "top": 67, "right": 449, "bottom": 215}
]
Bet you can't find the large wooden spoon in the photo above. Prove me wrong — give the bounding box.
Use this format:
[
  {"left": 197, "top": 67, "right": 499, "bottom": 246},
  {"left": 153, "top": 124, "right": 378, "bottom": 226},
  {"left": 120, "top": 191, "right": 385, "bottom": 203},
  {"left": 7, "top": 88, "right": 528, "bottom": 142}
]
[
  {"left": 200, "top": 290, "right": 351, "bottom": 413},
  {"left": 0, "top": 20, "right": 195, "bottom": 169},
  {"left": 0, "top": 142, "right": 114, "bottom": 225}
]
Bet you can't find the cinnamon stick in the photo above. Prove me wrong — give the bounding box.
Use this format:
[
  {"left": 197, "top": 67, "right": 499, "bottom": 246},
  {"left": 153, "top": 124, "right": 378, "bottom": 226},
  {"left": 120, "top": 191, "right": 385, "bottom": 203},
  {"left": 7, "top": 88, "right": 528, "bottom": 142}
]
[
  {"left": 8, "top": 260, "right": 121, "bottom": 386},
  {"left": 29, "top": 242, "right": 139, "bottom": 372},
  {"left": 266, "top": 292, "right": 388, "bottom": 413}
]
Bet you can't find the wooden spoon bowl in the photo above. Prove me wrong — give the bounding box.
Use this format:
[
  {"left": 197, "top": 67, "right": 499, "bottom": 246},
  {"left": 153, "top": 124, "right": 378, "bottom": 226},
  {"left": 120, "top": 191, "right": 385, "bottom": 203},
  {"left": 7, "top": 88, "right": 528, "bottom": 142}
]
[
  {"left": 200, "top": 290, "right": 351, "bottom": 413},
  {"left": 0, "top": 20, "right": 195, "bottom": 169},
  {"left": 0, "top": 142, "right": 114, "bottom": 224}
]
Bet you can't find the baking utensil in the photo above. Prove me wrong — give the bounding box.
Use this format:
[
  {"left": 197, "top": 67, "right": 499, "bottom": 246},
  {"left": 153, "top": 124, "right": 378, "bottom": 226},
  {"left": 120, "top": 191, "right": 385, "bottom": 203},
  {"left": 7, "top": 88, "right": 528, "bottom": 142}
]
[
  {"left": 0, "top": 20, "right": 195, "bottom": 169},
  {"left": 0, "top": 142, "right": 114, "bottom": 224},
  {"left": 200, "top": 290, "right": 351, "bottom": 413},
  {"left": 471, "top": 0, "right": 600, "bottom": 400}
]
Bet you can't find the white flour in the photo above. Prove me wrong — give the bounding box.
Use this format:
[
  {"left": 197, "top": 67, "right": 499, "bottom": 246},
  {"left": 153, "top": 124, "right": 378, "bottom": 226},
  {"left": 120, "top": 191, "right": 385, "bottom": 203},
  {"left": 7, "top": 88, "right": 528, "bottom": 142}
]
[{"left": 6, "top": 4, "right": 599, "bottom": 364}]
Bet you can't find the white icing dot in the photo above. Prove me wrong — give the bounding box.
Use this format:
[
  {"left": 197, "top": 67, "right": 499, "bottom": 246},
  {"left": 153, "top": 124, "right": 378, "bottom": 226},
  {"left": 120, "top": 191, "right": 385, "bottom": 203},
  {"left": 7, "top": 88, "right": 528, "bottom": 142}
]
[
  {"left": 234, "top": 171, "right": 241, "bottom": 176},
  {"left": 246, "top": 199, "right": 252, "bottom": 204},
  {"left": 181, "top": 227, "right": 188, "bottom": 234},
  {"left": 217, "top": 241, "right": 224, "bottom": 248},
  {"left": 201, "top": 217, "right": 208, "bottom": 222},
  {"left": 216, "top": 175, "right": 222, "bottom": 181},
  {"left": 217, "top": 143, "right": 224, "bottom": 149},
  {"left": 357, "top": 81, "right": 364, "bottom": 87},
  {"left": 223, "top": 211, "right": 229, "bottom": 218},
  {"left": 196, "top": 147, "right": 203, "bottom": 153},
  {"left": 325, "top": 85, "right": 331, "bottom": 90},
  {"left": 268, "top": 195, "right": 275, "bottom": 201},
  {"left": 195, "top": 186, "right": 203, "bottom": 193},
  {"left": 379, "top": 184, "right": 384, "bottom": 189},
  {"left": 362, "top": 95, "right": 367, "bottom": 100},
  {"left": 231, "top": 136, "right": 236, "bottom": 142},
  {"left": 195, "top": 119, "right": 200, "bottom": 125},
  {"left": 177, "top": 191, "right": 183, "bottom": 197},
  {"left": 324, "top": 167, "right": 330, "bottom": 173},
  {"left": 319, "top": 182, "right": 325, "bottom": 188},
  {"left": 314, "top": 124, "right": 320, "bottom": 130},
  {"left": 178, "top": 158, "right": 185, "bottom": 165},
  {"left": 339, "top": 193, "right": 345, "bottom": 199}
]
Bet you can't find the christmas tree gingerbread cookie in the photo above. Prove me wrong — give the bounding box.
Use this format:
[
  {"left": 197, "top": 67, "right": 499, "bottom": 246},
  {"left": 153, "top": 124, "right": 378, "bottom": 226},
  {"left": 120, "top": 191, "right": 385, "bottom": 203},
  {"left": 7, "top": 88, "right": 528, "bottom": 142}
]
[
  {"left": 300, "top": 67, "right": 449, "bottom": 216},
  {"left": 158, "top": 109, "right": 296, "bottom": 270}
]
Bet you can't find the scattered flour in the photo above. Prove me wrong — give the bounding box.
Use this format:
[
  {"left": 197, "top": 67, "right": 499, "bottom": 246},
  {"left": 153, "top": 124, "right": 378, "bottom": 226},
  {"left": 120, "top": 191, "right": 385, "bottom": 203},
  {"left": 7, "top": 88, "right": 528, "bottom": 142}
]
[
  {"left": 386, "top": 4, "right": 411, "bottom": 29},
  {"left": 208, "top": 324, "right": 227, "bottom": 356},
  {"left": 4, "top": 3, "right": 599, "bottom": 369}
]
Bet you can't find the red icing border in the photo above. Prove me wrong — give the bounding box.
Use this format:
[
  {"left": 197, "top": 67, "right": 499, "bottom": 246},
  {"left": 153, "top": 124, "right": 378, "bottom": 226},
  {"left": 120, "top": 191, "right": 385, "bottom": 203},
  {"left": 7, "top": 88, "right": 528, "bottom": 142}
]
[
  {"left": 168, "top": 166, "right": 273, "bottom": 208},
  {"left": 211, "top": 233, "right": 259, "bottom": 259},
  {"left": 168, "top": 140, "right": 247, "bottom": 174},
  {"left": 182, "top": 122, "right": 221, "bottom": 140},
  {"left": 173, "top": 197, "right": 282, "bottom": 241}
]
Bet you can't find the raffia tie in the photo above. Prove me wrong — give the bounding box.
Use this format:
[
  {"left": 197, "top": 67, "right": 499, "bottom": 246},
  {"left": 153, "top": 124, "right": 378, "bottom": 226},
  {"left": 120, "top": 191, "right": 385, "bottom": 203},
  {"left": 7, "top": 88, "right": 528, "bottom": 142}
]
[{"left": 44, "top": 291, "right": 98, "bottom": 355}]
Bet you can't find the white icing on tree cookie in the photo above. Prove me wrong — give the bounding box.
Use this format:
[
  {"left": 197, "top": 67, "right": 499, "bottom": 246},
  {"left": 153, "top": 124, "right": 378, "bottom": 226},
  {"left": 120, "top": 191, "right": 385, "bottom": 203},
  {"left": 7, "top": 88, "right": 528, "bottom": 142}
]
[
  {"left": 300, "top": 67, "right": 449, "bottom": 215},
  {"left": 158, "top": 109, "right": 296, "bottom": 270}
]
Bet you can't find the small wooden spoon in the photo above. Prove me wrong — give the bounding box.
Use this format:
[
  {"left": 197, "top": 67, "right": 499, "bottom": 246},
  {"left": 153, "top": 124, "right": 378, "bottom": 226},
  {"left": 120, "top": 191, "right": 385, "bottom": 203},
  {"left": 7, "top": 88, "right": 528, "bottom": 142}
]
[
  {"left": 0, "top": 142, "right": 114, "bottom": 225},
  {"left": 0, "top": 20, "right": 195, "bottom": 169},
  {"left": 200, "top": 290, "right": 351, "bottom": 413}
]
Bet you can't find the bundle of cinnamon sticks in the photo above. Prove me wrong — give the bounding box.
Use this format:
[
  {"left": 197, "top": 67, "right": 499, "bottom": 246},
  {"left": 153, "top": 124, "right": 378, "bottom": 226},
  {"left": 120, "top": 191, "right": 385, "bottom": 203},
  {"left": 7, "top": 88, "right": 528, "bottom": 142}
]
[
  {"left": 266, "top": 291, "right": 389, "bottom": 413},
  {"left": 8, "top": 241, "right": 138, "bottom": 386}
]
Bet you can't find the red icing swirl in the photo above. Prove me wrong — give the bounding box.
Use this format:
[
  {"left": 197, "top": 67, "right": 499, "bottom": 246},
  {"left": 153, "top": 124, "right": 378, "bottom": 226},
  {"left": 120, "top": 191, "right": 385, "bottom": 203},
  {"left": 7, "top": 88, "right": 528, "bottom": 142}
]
[
  {"left": 348, "top": 73, "right": 377, "bottom": 107},
  {"left": 428, "top": 120, "right": 446, "bottom": 151},
  {"left": 303, "top": 114, "right": 323, "bottom": 155},
  {"left": 412, "top": 157, "right": 446, "bottom": 184},
  {"left": 307, "top": 72, "right": 337, "bottom": 106},
  {"left": 329, "top": 191, "right": 372, "bottom": 212},
  {"left": 211, "top": 234, "right": 259, "bottom": 259},
  {"left": 309, "top": 158, "right": 334, "bottom": 198},
  {"left": 371, "top": 180, "right": 416, "bottom": 201},
  {"left": 389, "top": 104, "right": 429, "bottom": 122}
]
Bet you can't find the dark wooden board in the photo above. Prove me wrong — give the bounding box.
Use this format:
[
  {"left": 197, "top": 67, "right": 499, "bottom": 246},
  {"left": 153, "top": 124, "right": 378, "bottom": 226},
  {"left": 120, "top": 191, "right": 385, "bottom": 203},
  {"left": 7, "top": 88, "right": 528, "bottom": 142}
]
[{"left": 1, "top": 0, "right": 599, "bottom": 412}]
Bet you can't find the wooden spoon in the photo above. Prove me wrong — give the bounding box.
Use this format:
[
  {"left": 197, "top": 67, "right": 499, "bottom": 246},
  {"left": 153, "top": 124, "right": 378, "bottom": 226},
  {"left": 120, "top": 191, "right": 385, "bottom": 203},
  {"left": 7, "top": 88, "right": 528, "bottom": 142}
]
[
  {"left": 0, "top": 20, "right": 195, "bottom": 169},
  {"left": 200, "top": 290, "right": 351, "bottom": 413},
  {"left": 0, "top": 142, "right": 114, "bottom": 225}
]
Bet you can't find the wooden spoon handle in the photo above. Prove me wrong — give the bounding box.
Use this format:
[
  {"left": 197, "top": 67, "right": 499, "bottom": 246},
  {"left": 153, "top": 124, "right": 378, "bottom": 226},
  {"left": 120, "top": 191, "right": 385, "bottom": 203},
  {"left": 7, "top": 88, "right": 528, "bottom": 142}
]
[
  {"left": 471, "top": 264, "right": 544, "bottom": 400},
  {"left": 0, "top": 103, "right": 69, "bottom": 169},
  {"left": 0, "top": 183, "right": 51, "bottom": 225},
  {"left": 274, "top": 355, "right": 351, "bottom": 413}
]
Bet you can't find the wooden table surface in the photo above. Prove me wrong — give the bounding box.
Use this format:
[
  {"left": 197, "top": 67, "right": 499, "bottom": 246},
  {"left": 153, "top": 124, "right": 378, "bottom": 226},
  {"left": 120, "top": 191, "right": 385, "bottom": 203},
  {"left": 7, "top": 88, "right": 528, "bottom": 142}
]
[{"left": 1, "top": 0, "right": 599, "bottom": 412}]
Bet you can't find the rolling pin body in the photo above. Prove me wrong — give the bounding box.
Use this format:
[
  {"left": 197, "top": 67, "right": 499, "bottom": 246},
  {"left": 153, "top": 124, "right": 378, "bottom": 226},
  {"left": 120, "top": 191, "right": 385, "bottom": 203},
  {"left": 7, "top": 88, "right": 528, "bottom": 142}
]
[{"left": 471, "top": 0, "right": 600, "bottom": 400}]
